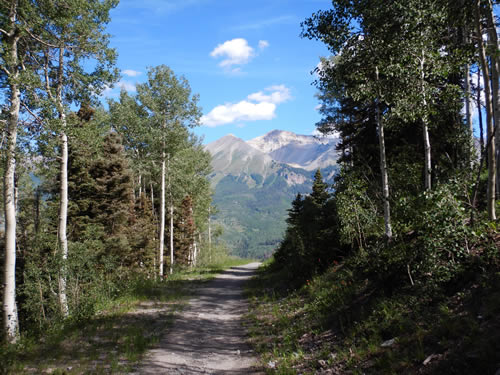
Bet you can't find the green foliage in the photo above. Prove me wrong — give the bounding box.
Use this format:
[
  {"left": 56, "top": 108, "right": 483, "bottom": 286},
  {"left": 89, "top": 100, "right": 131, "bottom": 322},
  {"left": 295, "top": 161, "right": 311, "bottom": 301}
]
[
  {"left": 273, "top": 169, "right": 343, "bottom": 281},
  {"left": 412, "top": 179, "right": 475, "bottom": 284},
  {"left": 335, "top": 171, "right": 381, "bottom": 249},
  {"left": 172, "top": 195, "right": 196, "bottom": 267}
]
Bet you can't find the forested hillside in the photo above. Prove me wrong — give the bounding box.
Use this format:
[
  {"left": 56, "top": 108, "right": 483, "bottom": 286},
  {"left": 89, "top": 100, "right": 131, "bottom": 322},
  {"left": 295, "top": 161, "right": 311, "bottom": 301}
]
[
  {"left": 248, "top": 0, "right": 500, "bottom": 374},
  {"left": 0, "top": 1, "right": 213, "bottom": 345}
]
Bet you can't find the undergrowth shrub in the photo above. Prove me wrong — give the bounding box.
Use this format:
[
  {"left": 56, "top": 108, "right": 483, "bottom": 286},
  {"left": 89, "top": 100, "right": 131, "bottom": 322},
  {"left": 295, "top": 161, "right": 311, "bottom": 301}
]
[
  {"left": 412, "top": 179, "right": 475, "bottom": 285},
  {"left": 21, "top": 235, "right": 121, "bottom": 333}
]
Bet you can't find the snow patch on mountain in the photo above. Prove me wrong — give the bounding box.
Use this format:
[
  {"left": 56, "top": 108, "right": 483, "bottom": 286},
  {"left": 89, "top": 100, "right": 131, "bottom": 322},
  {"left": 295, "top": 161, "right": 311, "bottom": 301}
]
[{"left": 247, "top": 130, "right": 339, "bottom": 171}]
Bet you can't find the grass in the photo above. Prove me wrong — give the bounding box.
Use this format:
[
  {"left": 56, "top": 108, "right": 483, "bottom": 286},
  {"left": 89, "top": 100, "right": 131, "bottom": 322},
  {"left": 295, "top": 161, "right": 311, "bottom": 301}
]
[
  {"left": 246, "top": 244, "right": 500, "bottom": 374},
  {"left": 0, "top": 257, "right": 256, "bottom": 374}
]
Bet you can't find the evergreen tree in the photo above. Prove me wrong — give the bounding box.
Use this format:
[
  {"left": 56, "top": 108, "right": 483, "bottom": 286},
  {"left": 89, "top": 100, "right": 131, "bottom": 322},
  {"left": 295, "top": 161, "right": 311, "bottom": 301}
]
[
  {"left": 173, "top": 195, "right": 196, "bottom": 267},
  {"left": 286, "top": 193, "right": 304, "bottom": 228},
  {"left": 310, "top": 169, "right": 329, "bottom": 208},
  {"left": 91, "top": 132, "right": 134, "bottom": 261},
  {"left": 127, "top": 193, "right": 157, "bottom": 273}
]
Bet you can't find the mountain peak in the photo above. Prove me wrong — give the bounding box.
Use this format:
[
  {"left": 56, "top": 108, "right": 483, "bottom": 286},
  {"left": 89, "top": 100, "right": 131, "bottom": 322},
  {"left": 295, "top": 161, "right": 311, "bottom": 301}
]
[{"left": 246, "top": 129, "right": 339, "bottom": 170}]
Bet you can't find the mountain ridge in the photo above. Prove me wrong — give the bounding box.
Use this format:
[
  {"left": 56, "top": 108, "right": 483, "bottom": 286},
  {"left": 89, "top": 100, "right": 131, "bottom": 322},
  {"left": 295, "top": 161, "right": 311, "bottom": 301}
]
[{"left": 205, "top": 129, "right": 340, "bottom": 258}]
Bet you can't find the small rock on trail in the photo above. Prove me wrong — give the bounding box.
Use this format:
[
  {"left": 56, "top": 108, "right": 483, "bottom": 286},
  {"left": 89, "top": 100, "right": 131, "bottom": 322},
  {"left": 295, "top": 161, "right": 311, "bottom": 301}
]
[{"left": 133, "top": 262, "right": 264, "bottom": 374}]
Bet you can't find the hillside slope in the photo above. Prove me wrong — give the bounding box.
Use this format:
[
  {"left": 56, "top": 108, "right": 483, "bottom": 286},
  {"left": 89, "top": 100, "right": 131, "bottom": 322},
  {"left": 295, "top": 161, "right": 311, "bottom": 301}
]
[{"left": 247, "top": 231, "right": 500, "bottom": 374}]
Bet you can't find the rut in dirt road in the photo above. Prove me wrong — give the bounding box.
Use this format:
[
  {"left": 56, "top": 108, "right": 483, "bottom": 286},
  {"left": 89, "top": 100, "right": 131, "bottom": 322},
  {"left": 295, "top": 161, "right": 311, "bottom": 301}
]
[{"left": 134, "top": 262, "right": 264, "bottom": 374}]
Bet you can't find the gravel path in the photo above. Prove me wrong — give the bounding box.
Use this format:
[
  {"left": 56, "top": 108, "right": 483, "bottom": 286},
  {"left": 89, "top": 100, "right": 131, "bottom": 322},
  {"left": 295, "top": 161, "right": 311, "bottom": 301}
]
[{"left": 134, "top": 262, "right": 264, "bottom": 374}]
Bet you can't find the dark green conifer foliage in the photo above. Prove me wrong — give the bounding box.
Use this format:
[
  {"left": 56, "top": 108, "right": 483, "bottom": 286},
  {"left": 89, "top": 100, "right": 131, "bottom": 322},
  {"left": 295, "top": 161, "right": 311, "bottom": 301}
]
[
  {"left": 310, "top": 169, "right": 329, "bottom": 208},
  {"left": 67, "top": 109, "right": 103, "bottom": 241},
  {"left": 274, "top": 170, "right": 339, "bottom": 280},
  {"left": 91, "top": 132, "right": 134, "bottom": 260},
  {"left": 126, "top": 193, "right": 157, "bottom": 273},
  {"left": 173, "top": 195, "right": 196, "bottom": 267},
  {"left": 286, "top": 193, "right": 304, "bottom": 228}
]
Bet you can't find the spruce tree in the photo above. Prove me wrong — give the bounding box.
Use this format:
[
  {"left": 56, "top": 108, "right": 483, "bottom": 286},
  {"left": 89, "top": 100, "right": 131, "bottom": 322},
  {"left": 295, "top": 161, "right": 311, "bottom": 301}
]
[
  {"left": 91, "top": 132, "right": 134, "bottom": 261},
  {"left": 310, "top": 170, "right": 329, "bottom": 208}
]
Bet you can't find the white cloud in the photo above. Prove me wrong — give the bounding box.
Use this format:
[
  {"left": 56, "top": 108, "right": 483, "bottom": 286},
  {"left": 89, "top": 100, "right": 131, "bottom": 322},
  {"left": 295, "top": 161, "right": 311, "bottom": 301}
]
[
  {"left": 117, "top": 80, "right": 137, "bottom": 92},
  {"left": 201, "top": 85, "right": 292, "bottom": 127},
  {"left": 201, "top": 101, "right": 276, "bottom": 127},
  {"left": 247, "top": 85, "right": 291, "bottom": 104},
  {"left": 210, "top": 38, "right": 255, "bottom": 68},
  {"left": 122, "top": 69, "right": 142, "bottom": 77},
  {"left": 258, "top": 40, "right": 270, "bottom": 50}
]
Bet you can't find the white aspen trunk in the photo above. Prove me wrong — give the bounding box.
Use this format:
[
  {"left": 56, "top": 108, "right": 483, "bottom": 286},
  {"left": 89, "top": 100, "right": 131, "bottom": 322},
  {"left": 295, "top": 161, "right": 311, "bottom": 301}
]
[
  {"left": 138, "top": 174, "right": 142, "bottom": 197},
  {"left": 56, "top": 41, "right": 69, "bottom": 316},
  {"left": 476, "top": 0, "right": 497, "bottom": 220},
  {"left": 193, "top": 242, "right": 198, "bottom": 268},
  {"left": 158, "top": 150, "right": 166, "bottom": 277},
  {"left": 169, "top": 203, "right": 174, "bottom": 274},
  {"left": 2, "top": 2, "right": 21, "bottom": 343},
  {"left": 58, "top": 124, "right": 69, "bottom": 316},
  {"left": 150, "top": 181, "right": 155, "bottom": 216},
  {"left": 3, "top": 80, "right": 20, "bottom": 344},
  {"left": 375, "top": 65, "right": 392, "bottom": 239},
  {"left": 421, "top": 52, "right": 432, "bottom": 191},
  {"left": 208, "top": 207, "right": 212, "bottom": 264}
]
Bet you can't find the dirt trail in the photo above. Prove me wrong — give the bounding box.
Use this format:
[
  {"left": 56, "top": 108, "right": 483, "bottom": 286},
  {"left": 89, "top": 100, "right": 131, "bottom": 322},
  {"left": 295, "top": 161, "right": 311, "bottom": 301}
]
[{"left": 133, "top": 262, "right": 264, "bottom": 374}]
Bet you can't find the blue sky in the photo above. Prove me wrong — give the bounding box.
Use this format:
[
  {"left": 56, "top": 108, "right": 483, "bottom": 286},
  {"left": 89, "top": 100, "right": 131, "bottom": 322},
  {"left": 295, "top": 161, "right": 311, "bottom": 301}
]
[{"left": 104, "top": 0, "right": 332, "bottom": 144}]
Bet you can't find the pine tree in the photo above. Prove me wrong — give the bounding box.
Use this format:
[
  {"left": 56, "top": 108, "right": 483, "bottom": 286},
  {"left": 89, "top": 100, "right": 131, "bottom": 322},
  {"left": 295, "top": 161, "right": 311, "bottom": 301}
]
[
  {"left": 127, "top": 193, "right": 157, "bottom": 273},
  {"left": 91, "top": 132, "right": 134, "bottom": 261},
  {"left": 310, "top": 170, "right": 329, "bottom": 208},
  {"left": 286, "top": 193, "right": 304, "bottom": 228}
]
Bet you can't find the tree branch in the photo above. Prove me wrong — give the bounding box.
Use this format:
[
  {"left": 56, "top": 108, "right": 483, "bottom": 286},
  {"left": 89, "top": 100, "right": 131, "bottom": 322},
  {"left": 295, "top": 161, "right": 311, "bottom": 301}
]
[
  {"left": 20, "top": 102, "right": 43, "bottom": 123},
  {"left": 25, "top": 28, "right": 59, "bottom": 48},
  {"left": 44, "top": 49, "right": 55, "bottom": 101}
]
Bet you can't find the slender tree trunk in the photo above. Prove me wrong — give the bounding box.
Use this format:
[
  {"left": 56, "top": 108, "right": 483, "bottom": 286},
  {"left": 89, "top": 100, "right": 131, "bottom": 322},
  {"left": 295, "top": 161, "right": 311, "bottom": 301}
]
[
  {"left": 421, "top": 52, "right": 432, "bottom": 191},
  {"left": 478, "top": 68, "right": 485, "bottom": 156},
  {"left": 465, "top": 63, "right": 473, "bottom": 137},
  {"left": 484, "top": 0, "right": 500, "bottom": 197},
  {"left": 150, "top": 181, "right": 154, "bottom": 216},
  {"left": 375, "top": 66, "right": 392, "bottom": 239},
  {"left": 476, "top": 0, "right": 496, "bottom": 220},
  {"left": 3, "top": 79, "right": 20, "bottom": 344},
  {"left": 138, "top": 174, "right": 142, "bottom": 197},
  {"left": 169, "top": 203, "right": 174, "bottom": 274},
  {"left": 158, "top": 147, "right": 166, "bottom": 277},
  {"left": 465, "top": 62, "right": 475, "bottom": 167},
  {"left": 56, "top": 41, "right": 69, "bottom": 316},
  {"left": 58, "top": 124, "right": 69, "bottom": 316},
  {"left": 2, "top": 1, "right": 21, "bottom": 344},
  {"left": 192, "top": 242, "right": 198, "bottom": 268},
  {"left": 208, "top": 206, "right": 212, "bottom": 263}
]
